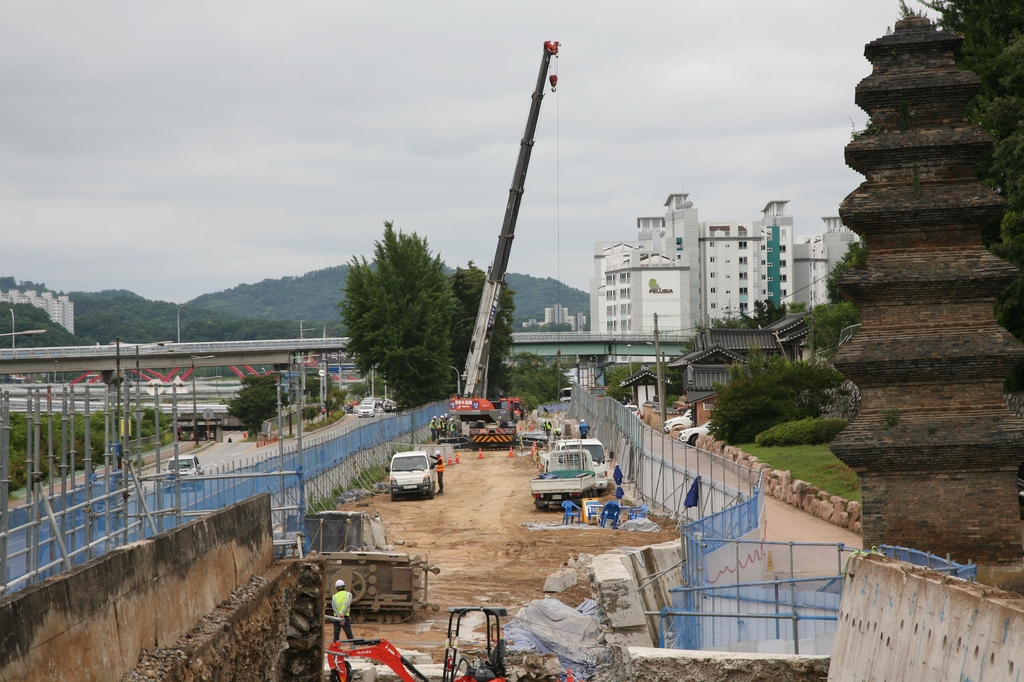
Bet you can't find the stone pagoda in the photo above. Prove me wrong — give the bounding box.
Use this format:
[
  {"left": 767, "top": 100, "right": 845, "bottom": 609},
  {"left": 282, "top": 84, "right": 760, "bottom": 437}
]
[{"left": 831, "top": 16, "right": 1024, "bottom": 579}]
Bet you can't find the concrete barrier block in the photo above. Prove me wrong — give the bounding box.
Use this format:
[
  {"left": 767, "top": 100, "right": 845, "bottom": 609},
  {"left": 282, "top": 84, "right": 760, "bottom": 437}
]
[
  {"left": 589, "top": 554, "right": 646, "bottom": 630},
  {"left": 625, "top": 647, "right": 830, "bottom": 682},
  {"left": 543, "top": 568, "right": 578, "bottom": 593}
]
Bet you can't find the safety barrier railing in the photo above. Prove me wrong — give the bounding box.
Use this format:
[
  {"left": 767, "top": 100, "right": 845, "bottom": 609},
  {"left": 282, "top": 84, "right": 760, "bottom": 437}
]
[
  {"left": 1, "top": 386, "right": 444, "bottom": 595},
  {"left": 567, "top": 387, "right": 759, "bottom": 521}
]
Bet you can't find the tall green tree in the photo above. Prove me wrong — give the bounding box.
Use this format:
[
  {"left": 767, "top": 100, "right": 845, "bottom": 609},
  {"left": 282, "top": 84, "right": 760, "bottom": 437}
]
[
  {"left": 448, "top": 263, "right": 515, "bottom": 398},
  {"left": 926, "top": 1, "right": 1024, "bottom": 389},
  {"left": 826, "top": 240, "right": 868, "bottom": 305},
  {"left": 340, "top": 222, "right": 454, "bottom": 406},
  {"left": 227, "top": 374, "right": 280, "bottom": 435},
  {"left": 812, "top": 301, "right": 862, "bottom": 359}
]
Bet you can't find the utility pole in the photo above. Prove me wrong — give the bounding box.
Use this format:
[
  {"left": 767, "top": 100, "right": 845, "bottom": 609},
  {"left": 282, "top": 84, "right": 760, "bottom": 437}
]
[
  {"left": 807, "top": 311, "right": 816, "bottom": 365},
  {"left": 653, "top": 313, "right": 667, "bottom": 427}
]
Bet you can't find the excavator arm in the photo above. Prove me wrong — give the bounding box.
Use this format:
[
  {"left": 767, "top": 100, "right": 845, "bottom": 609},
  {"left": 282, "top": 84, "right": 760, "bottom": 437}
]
[{"left": 462, "top": 40, "right": 559, "bottom": 398}]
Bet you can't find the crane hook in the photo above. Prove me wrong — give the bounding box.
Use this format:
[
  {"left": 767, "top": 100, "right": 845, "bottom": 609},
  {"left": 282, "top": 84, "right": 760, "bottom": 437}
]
[{"left": 549, "top": 74, "right": 558, "bottom": 92}]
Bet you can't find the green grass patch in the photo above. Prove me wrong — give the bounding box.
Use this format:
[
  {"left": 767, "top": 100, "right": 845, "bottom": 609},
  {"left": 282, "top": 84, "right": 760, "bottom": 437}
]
[{"left": 739, "top": 442, "right": 861, "bottom": 502}]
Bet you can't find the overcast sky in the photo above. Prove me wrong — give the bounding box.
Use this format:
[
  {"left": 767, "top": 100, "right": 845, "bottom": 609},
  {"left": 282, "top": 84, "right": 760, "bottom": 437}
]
[{"left": 0, "top": 1, "right": 929, "bottom": 302}]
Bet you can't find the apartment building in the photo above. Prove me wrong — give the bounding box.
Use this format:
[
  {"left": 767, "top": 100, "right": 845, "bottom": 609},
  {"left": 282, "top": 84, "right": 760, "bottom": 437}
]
[
  {"left": 0, "top": 289, "right": 75, "bottom": 334},
  {"left": 591, "top": 189, "right": 855, "bottom": 334}
]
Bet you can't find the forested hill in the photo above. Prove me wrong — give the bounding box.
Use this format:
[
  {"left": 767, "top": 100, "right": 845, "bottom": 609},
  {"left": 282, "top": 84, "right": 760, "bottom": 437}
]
[
  {"left": 188, "top": 265, "right": 350, "bottom": 321},
  {"left": 187, "top": 265, "right": 590, "bottom": 326},
  {"left": 503, "top": 273, "right": 589, "bottom": 326}
]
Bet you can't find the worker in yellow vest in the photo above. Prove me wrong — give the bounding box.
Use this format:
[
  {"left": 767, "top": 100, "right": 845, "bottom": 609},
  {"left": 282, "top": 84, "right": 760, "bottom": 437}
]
[
  {"left": 433, "top": 450, "right": 445, "bottom": 494},
  {"left": 332, "top": 579, "right": 354, "bottom": 641}
]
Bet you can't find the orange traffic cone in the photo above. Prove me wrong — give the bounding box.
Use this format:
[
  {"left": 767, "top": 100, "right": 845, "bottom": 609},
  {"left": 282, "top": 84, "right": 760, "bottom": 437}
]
[
  {"left": 478, "top": 448, "right": 484, "bottom": 460},
  {"left": 508, "top": 446, "right": 514, "bottom": 458},
  {"left": 455, "top": 451, "right": 461, "bottom": 464},
  {"left": 566, "top": 669, "right": 575, "bottom": 682},
  {"left": 448, "top": 454, "right": 454, "bottom": 466}
]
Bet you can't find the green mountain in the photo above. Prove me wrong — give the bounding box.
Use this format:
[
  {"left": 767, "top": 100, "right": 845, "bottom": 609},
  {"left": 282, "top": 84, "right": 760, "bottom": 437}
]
[
  {"left": 0, "top": 302, "right": 82, "bottom": 348},
  {"left": 504, "top": 273, "right": 590, "bottom": 327},
  {"left": 185, "top": 265, "right": 590, "bottom": 328},
  {"left": 188, "top": 265, "right": 349, "bottom": 321}
]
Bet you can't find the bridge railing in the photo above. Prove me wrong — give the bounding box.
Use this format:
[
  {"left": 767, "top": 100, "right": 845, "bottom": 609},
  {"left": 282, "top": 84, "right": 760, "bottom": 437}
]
[
  {"left": 0, "top": 337, "right": 349, "bottom": 361},
  {"left": 512, "top": 331, "right": 692, "bottom": 344}
]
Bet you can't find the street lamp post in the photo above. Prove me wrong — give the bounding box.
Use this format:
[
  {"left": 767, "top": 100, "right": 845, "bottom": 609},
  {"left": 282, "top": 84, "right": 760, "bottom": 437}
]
[
  {"left": 177, "top": 304, "right": 182, "bottom": 344},
  {"left": 299, "top": 320, "right": 305, "bottom": 338},
  {"left": 189, "top": 354, "right": 215, "bottom": 443},
  {"left": 627, "top": 344, "right": 633, "bottom": 375},
  {"left": 449, "top": 366, "right": 462, "bottom": 396}
]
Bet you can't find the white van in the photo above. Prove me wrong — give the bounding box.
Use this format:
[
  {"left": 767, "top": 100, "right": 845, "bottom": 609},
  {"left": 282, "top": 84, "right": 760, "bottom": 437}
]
[
  {"left": 553, "top": 438, "right": 609, "bottom": 491},
  {"left": 386, "top": 451, "right": 437, "bottom": 501}
]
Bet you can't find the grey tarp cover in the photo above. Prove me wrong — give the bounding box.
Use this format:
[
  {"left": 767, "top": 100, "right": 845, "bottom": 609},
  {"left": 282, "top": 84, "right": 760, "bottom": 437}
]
[{"left": 504, "top": 597, "right": 605, "bottom": 679}]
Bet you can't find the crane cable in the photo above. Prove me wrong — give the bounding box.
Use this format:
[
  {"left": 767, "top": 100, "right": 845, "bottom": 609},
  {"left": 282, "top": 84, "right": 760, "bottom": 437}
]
[{"left": 554, "top": 52, "right": 561, "bottom": 325}]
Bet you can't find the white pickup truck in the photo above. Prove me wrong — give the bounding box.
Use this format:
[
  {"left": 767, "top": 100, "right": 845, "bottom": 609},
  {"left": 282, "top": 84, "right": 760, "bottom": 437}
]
[
  {"left": 529, "top": 448, "right": 599, "bottom": 510},
  {"left": 552, "top": 439, "right": 609, "bottom": 491}
]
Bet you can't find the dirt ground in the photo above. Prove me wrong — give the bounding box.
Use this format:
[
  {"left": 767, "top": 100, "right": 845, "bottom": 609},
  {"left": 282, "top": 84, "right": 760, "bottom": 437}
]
[{"left": 325, "top": 450, "right": 679, "bottom": 656}]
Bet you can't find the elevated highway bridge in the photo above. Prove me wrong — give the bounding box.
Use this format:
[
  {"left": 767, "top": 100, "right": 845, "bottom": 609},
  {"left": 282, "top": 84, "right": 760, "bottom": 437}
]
[
  {"left": 0, "top": 337, "right": 348, "bottom": 375},
  {"left": 511, "top": 331, "right": 692, "bottom": 361}
]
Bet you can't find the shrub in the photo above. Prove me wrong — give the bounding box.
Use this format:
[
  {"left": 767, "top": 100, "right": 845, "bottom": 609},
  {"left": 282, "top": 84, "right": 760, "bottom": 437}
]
[
  {"left": 708, "top": 350, "right": 848, "bottom": 445},
  {"left": 755, "top": 418, "right": 849, "bottom": 447}
]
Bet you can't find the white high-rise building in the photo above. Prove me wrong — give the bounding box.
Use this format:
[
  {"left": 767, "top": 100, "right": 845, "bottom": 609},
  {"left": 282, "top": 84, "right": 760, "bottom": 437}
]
[
  {"left": 591, "top": 189, "right": 856, "bottom": 333},
  {"left": 791, "top": 217, "right": 857, "bottom": 308},
  {"left": 591, "top": 192, "right": 701, "bottom": 335},
  {"left": 0, "top": 289, "right": 75, "bottom": 334}
]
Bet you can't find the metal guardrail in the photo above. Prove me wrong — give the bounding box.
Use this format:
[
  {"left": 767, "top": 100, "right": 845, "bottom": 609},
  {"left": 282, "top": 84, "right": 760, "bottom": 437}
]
[
  {"left": 0, "top": 337, "right": 349, "bottom": 361},
  {"left": 1, "top": 388, "right": 443, "bottom": 595}
]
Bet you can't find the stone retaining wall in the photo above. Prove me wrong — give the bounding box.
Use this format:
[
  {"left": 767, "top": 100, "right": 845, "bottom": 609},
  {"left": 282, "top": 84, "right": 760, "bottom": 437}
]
[
  {"left": 124, "top": 559, "right": 325, "bottom": 682},
  {"left": 696, "top": 435, "right": 861, "bottom": 535}
]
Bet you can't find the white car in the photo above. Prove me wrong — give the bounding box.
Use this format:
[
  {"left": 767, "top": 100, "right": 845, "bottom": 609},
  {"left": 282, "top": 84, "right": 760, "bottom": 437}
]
[
  {"left": 165, "top": 454, "right": 202, "bottom": 476},
  {"left": 677, "top": 422, "right": 711, "bottom": 446},
  {"left": 623, "top": 404, "right": 639, "bottom": 417},
  {"left": 387, "top": 451, "right": 437, "bottom": 501},
  {"left": 357, "top": 398, "right": 377, "bottom": 418},
  {"left": 663, "top": 411, "right": 693, "bottom": 433}
]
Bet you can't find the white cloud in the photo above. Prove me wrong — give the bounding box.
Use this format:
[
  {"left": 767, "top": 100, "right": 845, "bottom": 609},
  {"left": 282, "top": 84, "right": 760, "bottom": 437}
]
[{"left": 0, "top": 0, "right": 927, "bottom": 301}]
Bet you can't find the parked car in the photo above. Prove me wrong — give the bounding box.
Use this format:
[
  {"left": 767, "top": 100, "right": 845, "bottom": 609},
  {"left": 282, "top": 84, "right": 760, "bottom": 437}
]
[
  {"left": 386, "top": 451, "right": 437, "bottom": 501},
  {"left": 677, "top": 421, "right": 712, "bottom": 446},
  {"left": 165, "top": 454, "right": 202, "bottom": 476},
  {"left": 663, "top": 410, "right": 693, "bottom": 433},
  {"left": 624, "top": 404, "right": 639, "bottom": 417}
]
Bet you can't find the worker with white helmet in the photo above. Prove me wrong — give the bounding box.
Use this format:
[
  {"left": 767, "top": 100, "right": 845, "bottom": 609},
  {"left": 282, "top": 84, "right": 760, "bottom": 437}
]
[{"left": 332, "top": 578, "right": 354, "bottom": 641}]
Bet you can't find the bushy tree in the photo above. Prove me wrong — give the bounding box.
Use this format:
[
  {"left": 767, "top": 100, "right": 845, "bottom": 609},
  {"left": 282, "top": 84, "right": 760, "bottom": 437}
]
[
  {"left": 508, "top": 353, "right": 563, "bottom": 410},
  {"left": 925, "top": 1, "right": 1024, "bottom": 388},
  {"left": 709, "top": 349, "right": 848, "bottom": 445},
  {"left": 228, "top": 374, "right": 279, "bottom": 435},
  {"left": 340, "top": 222, "right": 454, "bottom": 406},
  {"left": 812, "top": 301, "right": 862, "bottom": 359},
  {"left": 448, "top": 263, "right": 515, "bottom": 398}
]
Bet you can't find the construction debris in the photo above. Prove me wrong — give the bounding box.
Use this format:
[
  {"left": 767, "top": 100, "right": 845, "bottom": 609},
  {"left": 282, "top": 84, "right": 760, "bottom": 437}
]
[
  {"left": 504, "top": 598, "right": 606, "bottom": 680},
  {"left": 618, "top": 518, "right": 661, "bottom": 533}
]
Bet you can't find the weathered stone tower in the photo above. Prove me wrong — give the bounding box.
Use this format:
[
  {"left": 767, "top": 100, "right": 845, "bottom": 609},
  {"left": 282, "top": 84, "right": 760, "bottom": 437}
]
[{"left": 831, "top": 16, "right": 1024, "bottom": 572}]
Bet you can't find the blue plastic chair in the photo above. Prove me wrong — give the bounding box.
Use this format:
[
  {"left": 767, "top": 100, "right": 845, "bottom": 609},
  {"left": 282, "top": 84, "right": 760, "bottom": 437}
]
[
  {"left": 561, "top": 500, "right": 582, "bottom": 525},
  {"left": 599, "top": 501, "right": 621, "bottom": 529},
  {"left": 628, "top": 504, "right": 649, "bottom": 520}
]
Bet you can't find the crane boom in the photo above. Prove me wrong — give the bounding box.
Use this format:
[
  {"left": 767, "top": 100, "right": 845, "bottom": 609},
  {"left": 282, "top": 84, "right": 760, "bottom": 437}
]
[{"left": 462, "top": 40, "right": 559, "bottom": 398}]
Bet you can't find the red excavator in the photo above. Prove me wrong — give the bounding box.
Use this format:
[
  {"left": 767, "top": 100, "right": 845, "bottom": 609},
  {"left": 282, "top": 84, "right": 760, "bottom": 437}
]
[{"left": 327, "top": 606, "right": 510, "bottom": 682}]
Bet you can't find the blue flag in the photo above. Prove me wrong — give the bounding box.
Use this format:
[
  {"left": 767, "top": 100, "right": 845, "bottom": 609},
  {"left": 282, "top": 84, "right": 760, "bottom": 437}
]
[
  {"left": 613, "top": 464, "right": 623, "bottom": 486},
  {"left": 684, "top": 477, "right": 700, "bottom": 508}
]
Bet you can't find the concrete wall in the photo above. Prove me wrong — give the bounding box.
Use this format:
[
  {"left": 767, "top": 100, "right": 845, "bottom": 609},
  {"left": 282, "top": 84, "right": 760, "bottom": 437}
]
[
  {"left": 828, "top": 554, "right": 1024, "bottom": 682},
  {"left": 125, "top": 559, "right": 325, "bottom": 682},
  {"left": 0, "top": 494, "right": 274, "bottom": 682}
]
